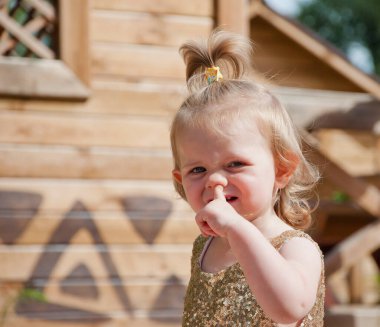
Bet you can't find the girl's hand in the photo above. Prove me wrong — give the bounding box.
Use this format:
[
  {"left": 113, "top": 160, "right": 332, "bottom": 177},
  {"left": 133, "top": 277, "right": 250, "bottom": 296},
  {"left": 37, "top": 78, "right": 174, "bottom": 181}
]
[{"left": 195, "top": 185, "right": 241, "bottom": 237}]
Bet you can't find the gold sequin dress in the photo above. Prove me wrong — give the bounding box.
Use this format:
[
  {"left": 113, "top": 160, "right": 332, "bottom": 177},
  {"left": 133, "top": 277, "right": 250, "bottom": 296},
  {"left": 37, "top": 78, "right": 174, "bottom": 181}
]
[{"left": 182, "top": 230, "right": 325, "bottom": 326}]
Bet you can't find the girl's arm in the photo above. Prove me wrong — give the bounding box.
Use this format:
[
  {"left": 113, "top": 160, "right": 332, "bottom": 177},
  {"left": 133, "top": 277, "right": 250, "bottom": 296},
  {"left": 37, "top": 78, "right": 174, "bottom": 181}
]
[
  {"left": 226, "top": 219, "right": 321, "bottom": 323},
  {"left": 196, "top": 186, "right": 322, "bottom": 324}
]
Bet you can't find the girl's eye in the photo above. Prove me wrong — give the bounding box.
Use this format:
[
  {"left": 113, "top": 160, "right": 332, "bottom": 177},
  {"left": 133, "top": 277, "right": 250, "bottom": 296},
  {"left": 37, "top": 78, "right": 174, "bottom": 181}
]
[
  {"left": 190, "top": 166, "right": 206, "bottom": 174},
  {"left": 228, "top": 161, "right": 244, "bottom": 168}
]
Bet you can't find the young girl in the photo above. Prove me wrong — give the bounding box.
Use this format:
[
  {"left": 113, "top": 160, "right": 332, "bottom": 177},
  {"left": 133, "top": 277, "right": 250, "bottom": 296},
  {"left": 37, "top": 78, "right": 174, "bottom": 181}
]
[{"left": 170, "top": 30, "right": 325, "bottom": 326}]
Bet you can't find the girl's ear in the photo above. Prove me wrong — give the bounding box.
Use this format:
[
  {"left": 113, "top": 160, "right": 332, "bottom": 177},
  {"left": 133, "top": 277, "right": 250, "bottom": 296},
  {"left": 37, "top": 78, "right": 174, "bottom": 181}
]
[
  {"left": 172, "top": 169, "right": 183, "bottom": 184},
  {"left": 275, "top": 152, "right": 299, "bottom": 189}
]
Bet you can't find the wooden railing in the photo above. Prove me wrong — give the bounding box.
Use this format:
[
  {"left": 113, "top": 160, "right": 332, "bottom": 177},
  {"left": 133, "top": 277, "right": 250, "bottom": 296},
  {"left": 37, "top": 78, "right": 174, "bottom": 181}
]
[{"left": 0, "top": 0, "right": 57, "bottom": 59}]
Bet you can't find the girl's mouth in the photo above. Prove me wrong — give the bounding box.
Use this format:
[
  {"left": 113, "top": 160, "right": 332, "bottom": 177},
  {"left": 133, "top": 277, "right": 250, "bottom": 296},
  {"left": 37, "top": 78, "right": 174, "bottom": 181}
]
[{"left": 226, "top": 196, "right": 238, "bottom": 203}]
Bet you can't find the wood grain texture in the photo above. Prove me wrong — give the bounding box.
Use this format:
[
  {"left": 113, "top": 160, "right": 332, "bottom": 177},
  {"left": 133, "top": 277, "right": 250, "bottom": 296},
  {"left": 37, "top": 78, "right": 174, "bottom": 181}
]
[
  {"left": 1, "top": 277, "right": 187, "bottom": 312},
  {"left": 0, "top": 111, "right": 171, "bottom": 148},
  {"left": 60, "top": 0, "right": 90, "bottom": 85},
  {"left": 0, "top": 145, "right": 173, "bottom": 180},
  {"left": 0, "top": 81, "right": 185, "bottom": 116},
  {"left": 0, "top": 179, "right": 196, "bottom": 245},
  {"left": 91, "top": 11, "right": 212, "bottom": 47},
  {"left": 92, "top": 0, "right": 213, "bottom": 16},
  {"left": 0, "top": 243, "right": 192, "bottom": 280},
  {"left": 91, "top": 43, "right": 185, "bottom": 80}
]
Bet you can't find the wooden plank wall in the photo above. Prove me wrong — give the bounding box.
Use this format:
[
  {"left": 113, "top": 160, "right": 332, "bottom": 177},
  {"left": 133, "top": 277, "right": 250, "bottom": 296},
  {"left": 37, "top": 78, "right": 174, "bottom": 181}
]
[
  {"left": 250, "top": 17, "right": 365, "bottom": 92},
  {"left": 0, "top": 1, "right": 214, "bottom": 326}
]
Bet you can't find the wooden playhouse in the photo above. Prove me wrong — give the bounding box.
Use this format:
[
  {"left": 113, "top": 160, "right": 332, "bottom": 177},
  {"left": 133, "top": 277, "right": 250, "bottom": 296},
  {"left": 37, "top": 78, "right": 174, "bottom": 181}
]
[{"left": 0, "top": 0, "right": 379, "bottom": 326}]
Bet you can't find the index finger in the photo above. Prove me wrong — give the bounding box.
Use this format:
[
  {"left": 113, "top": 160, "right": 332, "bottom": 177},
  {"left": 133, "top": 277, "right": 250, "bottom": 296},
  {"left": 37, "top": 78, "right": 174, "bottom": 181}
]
[{"left": 214, "top": 185, "right": 225, "bottom": 201}]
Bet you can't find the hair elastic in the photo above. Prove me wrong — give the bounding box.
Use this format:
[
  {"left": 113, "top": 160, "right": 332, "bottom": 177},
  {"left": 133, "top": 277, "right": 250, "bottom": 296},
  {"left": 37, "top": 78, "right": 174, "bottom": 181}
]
[{"left": 205, "top": 66, "right": 223, "bottom": 84}]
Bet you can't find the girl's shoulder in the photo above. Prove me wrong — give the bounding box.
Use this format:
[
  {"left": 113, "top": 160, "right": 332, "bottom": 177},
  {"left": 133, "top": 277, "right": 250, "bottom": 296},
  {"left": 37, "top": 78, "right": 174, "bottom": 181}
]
[{"left": 270, "top": 229, "right": 323, "bottom": 256}]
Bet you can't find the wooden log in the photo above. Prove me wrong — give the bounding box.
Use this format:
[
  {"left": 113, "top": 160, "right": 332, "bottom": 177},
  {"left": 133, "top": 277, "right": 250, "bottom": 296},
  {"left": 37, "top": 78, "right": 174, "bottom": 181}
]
[
  {"left": 0, "top": 81, "right": 185, "bottom": 116},
  {"left": 0, "top": 179, "right": 198, "bottom": 245},
  {"left": 1, "top": 277, "right": 187, "bottom": 312},
  {"left": 91, "top": 11, "right": 212, "bottom": 47},
  {"left": 0, "top": 110, "right": 171, "bottom": 148},
  {"left": 0, "top": 145, "right": 173, "bottom": 180},
  {"left": 92, "top": 0, "right": 213, "bottom": 17},
  {"left": 1, "top": 84, "right": 376, "bottom": 131},
  {"left": 91, "top": 43, "right": 185, "bottom": 80},
  {"left": 0, "top": 244, "right": 192, "bottom": 280},
  {"left": 0, "top": 209, "right": 198, "bottom": 245},
  {"left": 0, "top": 179, "right": 187, "bottom": 212}
]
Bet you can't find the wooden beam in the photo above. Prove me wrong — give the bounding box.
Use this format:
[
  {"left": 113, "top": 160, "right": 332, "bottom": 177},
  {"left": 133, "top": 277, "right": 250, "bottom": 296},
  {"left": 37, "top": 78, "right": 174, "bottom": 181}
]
[
  {"left": 91, "top": 11, "right": 213, "bottom": 47},
  {"left": 250, "top": 3, "right": 380, "bottom": 99},
  {"left": 92, "top": 0, "right": 213, "bottom": 17},
  {"left": 0, "top": 109, "right": 170, "bottom": 148},
  {"left": 216, "top": 0, "right": 249, "bottom": 36},
  {"left": 303, "top": 132, "right": 380, "bottom": 218},
  {"left": 60, "top": 0, "right": 90, "bottom": 85},
  {"left": 271, "top": 87, "right": 379, "bottom": 131},
  {"left": 0, "top": 80, "right": 185, "bottom": 116},
  {"left": 0, "top": 144, "right": 173, "bottom": 180},
  {"left": 0, "top": 279, "right": 187, "bottom": 312},
  {"left": 92, "top": 43, "right": 185, "bottom": 80},
  {"left": 0, "top": 244, "right": 192, "bottom": 280},
  {"left": 324, "top": 220, "right": 380, "bottom": 277}
]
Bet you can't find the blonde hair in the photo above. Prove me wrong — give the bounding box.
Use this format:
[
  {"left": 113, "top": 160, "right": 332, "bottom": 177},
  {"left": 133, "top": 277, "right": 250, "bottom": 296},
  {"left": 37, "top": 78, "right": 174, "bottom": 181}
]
[{"left": 170, "top": 30, "right": 319, "bottom": 230}]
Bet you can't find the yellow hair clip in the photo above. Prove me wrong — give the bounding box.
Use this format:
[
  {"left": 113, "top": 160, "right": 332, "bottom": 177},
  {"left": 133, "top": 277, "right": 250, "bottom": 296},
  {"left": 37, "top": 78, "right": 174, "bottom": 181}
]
[{"left": 205, "top": 66, "right": 223, "bottom": 84}]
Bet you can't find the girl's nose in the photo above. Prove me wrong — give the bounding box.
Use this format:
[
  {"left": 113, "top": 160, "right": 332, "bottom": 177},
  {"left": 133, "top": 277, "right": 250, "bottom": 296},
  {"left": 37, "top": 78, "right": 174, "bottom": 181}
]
[{"left": 206, "top": 171, "right": 228, "bottom": 189}]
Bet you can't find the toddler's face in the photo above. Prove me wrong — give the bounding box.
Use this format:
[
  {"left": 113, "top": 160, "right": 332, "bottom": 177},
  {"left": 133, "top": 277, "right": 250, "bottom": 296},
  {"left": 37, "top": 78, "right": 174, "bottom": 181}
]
[{"left": 172, "top": 120, "right": 282, "bottom": 222}]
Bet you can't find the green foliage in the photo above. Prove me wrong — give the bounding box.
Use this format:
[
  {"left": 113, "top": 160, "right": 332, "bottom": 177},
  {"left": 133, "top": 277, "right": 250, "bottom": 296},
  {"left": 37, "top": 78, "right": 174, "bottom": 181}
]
[
  {"left": 297, "top": 0, "right": 380, "bottom": 75},
  {"left": 18, "top": 288, "right": 46, "bottom": 303},
  {"left": 1, "top": 288, "right": 46, "bottom": 327},
  {"left": 331, "top": 191, "right": 350, "bottom": 204}
]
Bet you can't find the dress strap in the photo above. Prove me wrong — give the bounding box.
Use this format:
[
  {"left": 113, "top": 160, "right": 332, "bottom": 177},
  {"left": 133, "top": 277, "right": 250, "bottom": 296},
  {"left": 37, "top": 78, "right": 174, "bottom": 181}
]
[{"left": 270, "top": 229, "right": 313, "bottom": 251}]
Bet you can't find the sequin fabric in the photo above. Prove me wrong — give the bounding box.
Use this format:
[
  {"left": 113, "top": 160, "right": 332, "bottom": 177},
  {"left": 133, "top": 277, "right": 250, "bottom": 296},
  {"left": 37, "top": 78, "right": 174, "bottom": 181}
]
[{"left": 182, "top": 230, "right": 325, "bottom": 326}]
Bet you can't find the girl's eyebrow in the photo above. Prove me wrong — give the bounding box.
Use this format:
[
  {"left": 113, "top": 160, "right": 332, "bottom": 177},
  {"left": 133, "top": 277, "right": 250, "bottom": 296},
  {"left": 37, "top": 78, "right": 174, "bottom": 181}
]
[{"left": 182, "top": 160, "right": 203, "bottom": 170}]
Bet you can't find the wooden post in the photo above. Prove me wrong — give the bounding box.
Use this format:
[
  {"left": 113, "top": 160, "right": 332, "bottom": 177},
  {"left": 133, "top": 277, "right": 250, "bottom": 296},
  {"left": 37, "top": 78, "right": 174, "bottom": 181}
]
[
  {"left": 216, "top": 0, "right": 249, "bottom": 36},
  {"left": 59, "top": 0, "right": 90, "bottom": 85}
]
